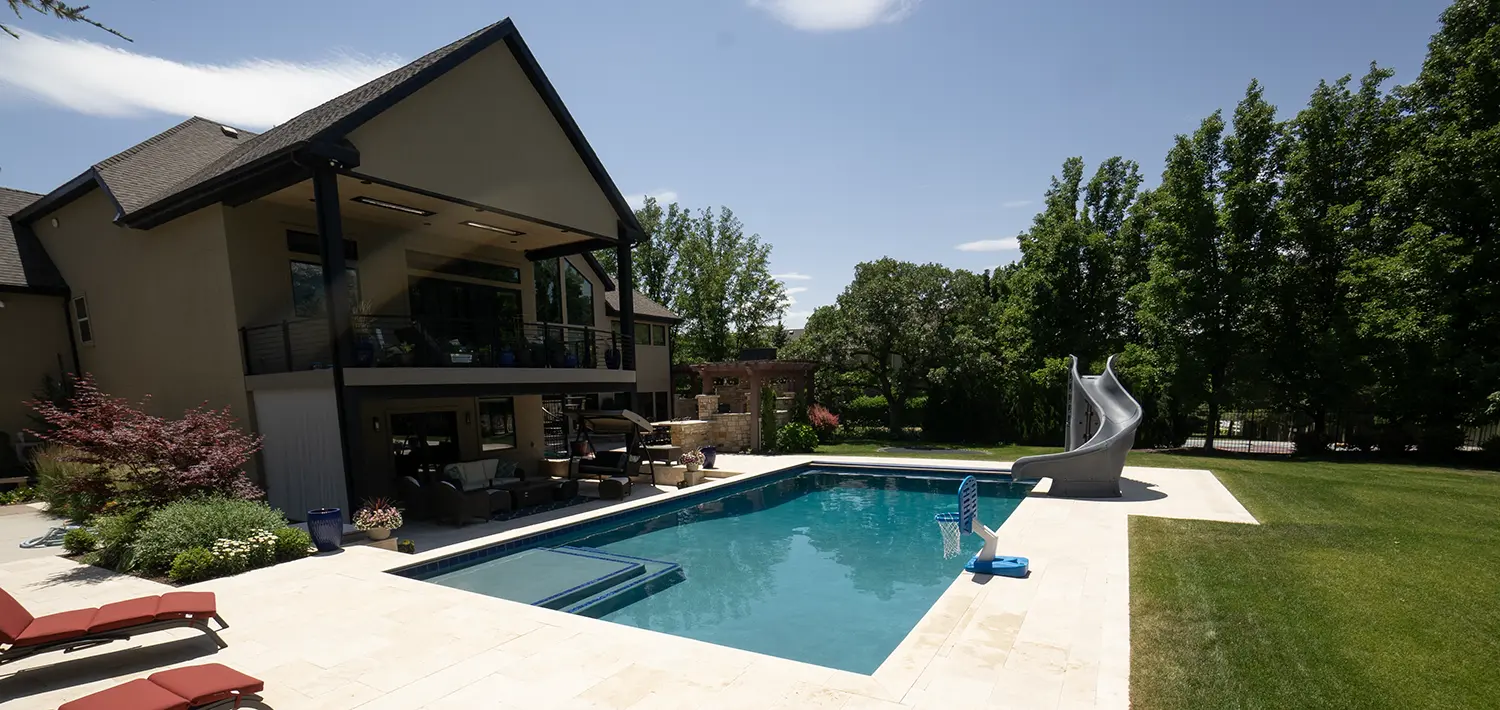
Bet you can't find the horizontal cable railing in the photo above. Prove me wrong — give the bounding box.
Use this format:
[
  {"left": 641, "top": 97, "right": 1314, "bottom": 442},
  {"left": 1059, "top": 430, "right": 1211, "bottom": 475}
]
[{"left": 240, "top": 315, "right": 630, "bottom": 375}]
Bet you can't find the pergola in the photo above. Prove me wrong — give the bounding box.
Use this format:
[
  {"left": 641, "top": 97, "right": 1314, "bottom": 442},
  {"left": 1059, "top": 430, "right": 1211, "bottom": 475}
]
[{"left": 687, "top": 359, "right": 819, "bottom": 451}]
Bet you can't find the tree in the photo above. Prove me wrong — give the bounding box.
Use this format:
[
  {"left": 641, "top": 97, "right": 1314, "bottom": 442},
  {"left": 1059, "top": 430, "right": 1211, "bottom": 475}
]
[
  {"left": 3, "top": 0, "right": 127, "bottom": 40},
  {"left": 595, "top": 196, "right": 693, "bottom": 307},
  {"left": 1270, "top": 67, "right": 1399, "bottom": 435},
  {"left": 1138, "top": 111, "right": 1227, "bottom": 448},
  {"left": 672, "top": 207, "right": 785, "bottom": 362}
]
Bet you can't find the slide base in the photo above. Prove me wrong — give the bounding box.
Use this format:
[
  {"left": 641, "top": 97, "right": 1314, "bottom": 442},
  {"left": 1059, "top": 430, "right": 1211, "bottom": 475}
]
[{"left": 966, "top": 555, "right": 1029, "bottom": 578}]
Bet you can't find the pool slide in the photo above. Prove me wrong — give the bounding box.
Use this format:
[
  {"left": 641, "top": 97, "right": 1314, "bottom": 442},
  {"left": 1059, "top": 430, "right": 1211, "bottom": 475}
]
[{"left": 1010, "top": 354, "right": 1142, "bottom": 497}]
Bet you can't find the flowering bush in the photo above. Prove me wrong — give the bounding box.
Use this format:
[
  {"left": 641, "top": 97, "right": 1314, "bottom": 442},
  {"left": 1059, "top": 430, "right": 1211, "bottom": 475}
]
[
  {"left": 210, "top": 538, "right": 255, "bottom": 576},
  {"left": 680, "top": 449, "right": 704, "bottom": 466},
  {"left": 808, "top": 404, "right": 840, "bottom": 442},
  {"left": 132, "top": 497, "right": 290, "bottom": 575},
  {"left": 28, "top": 375, "right": 263, "bottom": 510},
  {"left": 354, "top": 499, "right": 403, "bottom": 530}
]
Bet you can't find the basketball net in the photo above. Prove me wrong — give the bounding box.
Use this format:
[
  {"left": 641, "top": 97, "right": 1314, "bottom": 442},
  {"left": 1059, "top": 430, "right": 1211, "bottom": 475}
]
[{"left": 934, "top": 512, "right": 963, "bottom": 559}]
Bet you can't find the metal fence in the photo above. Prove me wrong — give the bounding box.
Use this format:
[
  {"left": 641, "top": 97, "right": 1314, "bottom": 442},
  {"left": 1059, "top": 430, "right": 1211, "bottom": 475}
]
[{"left": 1183, "top": 409, "right": 1498, "bottom": 454}]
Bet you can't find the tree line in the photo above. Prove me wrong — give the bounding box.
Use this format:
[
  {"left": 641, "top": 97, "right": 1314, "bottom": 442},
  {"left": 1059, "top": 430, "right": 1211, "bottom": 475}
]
[{"left": 787, "top": 0, "right": 1500, "bottom": 454}]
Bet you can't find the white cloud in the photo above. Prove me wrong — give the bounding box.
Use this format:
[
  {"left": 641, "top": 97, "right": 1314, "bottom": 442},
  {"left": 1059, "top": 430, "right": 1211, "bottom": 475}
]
[
  {"left": 1002, "top": 199, "right": 1033, "bottom": 209},
  {"left": 626, "top": 190, "right": 679, "bottom": 209},
  {"left": 783, "top": 310, "right": 814, "bottom": 327},
  {"left": 784, "top": 286, "right": 810, "bottom": 296},
  {"left": 0, "top": 33, "right": 401, "bottom": 129},
  {"left": 749, "top": 0, "right": 920, "bottom": 31},
  {"left": 955, "top": 238, "right": 1021, "bottom": 252},
  {"left": 773, "top": 272, "right": 813, "bottom": 281},
  {"left": 779, "top": 285, "right": 810, "bottom": 308}
]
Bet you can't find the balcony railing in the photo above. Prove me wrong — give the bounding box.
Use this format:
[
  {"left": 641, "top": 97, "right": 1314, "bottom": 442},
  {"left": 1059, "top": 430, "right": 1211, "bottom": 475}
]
[{"left": 241, "top": 315, "right": 631, "bottom": 376}]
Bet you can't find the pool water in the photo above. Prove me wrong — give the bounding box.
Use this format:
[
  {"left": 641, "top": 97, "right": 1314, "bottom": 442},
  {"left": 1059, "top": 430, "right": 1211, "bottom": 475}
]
[{"left": 428, "top": 468, "right": 1029, "bottom": 673}]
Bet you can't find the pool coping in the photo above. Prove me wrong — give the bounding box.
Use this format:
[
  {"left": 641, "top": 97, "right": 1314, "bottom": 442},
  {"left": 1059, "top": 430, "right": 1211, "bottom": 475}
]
[{"left": 383, "top": 457, "right": 1035, "bottom": 682}]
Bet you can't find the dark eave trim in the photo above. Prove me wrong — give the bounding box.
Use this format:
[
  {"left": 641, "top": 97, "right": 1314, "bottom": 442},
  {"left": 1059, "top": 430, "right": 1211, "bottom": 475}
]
[
  {"left": 500, "top": 29, "right": 643, "bottom": 234},
  {"left": 345, "top": 169, "right": 616, "bottom": 243},
  {"left": 10, "top": 170, "right": 98, "bottom": 224},
  {"left": 524, "top": 238, "right": 616, "bottom": 262},
  {"left": 0, "top": 283, "right": 68, "bottom": 296},
  {"left": 121, "top": 147, "right": 308, "bottom": 229}
]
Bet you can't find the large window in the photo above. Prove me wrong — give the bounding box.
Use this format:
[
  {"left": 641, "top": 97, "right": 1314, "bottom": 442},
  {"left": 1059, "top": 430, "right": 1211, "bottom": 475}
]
[
  {"left": 534, "top": 258, "right": 562, "bottom": 323},
  {"left": 651, "top": 324, "right": 667, "bottom": 346},
  {"left": 478, "top": 398, "right": 516, "bottom": 452},
  {"left": 564, "top": 260, "right": 595, "bottom": 327},
  {"left": 291, "top": 261, "right": 360, "bottom": 318}
]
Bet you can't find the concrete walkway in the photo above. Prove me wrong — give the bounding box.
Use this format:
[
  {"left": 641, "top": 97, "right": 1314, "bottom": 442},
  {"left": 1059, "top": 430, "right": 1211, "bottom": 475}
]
[
  {"left": 0, "top": 504, "right": 67, "bottom": 565},
  {"left": 0, "top": 456, "right": 1255, "bottom": 709}
]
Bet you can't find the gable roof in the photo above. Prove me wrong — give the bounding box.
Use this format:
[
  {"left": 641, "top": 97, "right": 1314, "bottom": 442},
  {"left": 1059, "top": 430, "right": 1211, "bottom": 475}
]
[
  {"left": 12, "top": 116, "right": 254, "bottom": 226},
  {"left": 606, "top": 289, "right": 680, "bottom": 323},
  {"left": 118, "top": 19, "right": 642, "bottom": 236},
  {"left": 0, "top": 187, "right": 65, "bottom": 292}
]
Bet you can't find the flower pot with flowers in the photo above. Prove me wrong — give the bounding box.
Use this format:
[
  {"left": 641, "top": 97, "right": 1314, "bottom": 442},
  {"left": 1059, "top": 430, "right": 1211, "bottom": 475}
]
[
  {"left": 680, "top": 449, "right": 704, "bottom": 473},
  {"left": 353, "top": 499, "right": 403, "bottom": 541}
]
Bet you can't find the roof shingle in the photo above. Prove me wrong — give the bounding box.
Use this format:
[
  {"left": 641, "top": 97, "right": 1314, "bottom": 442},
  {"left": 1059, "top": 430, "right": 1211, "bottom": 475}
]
[
  {"left": 0, "top": 187, "right": 64, "bottom": 290},
  {"left": 93, "top": 117, "right": 257, "bottom": 215},
  {"left": 605, "top": 290, "right": 679, "bottom": 322}
]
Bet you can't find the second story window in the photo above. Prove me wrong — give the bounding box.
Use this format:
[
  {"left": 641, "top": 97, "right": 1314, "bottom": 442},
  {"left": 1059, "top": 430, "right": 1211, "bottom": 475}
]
[
  {"left": 564, "top": 261, "right": 594, "bottom": 327},
  {"left": 72, "top": 295, "right": 93, "bottom": 344},
  {"left": 291, "top": 262, "right": 361, "bottom": 318},
  {"left": 534, "top": 258, "right": 562, "bottom": 323}
]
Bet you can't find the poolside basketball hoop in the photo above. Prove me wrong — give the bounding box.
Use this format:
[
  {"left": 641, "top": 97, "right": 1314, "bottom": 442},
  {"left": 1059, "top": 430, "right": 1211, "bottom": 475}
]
[{"left": 934, "top": 476, "right": 1029, "bottom": 578}]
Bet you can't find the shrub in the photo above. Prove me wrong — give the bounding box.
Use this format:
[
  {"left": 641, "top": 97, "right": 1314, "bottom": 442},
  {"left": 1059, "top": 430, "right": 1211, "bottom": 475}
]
[
  {"left": 132, "top": 497, "right": 289, "bottom": 575},
  {"left": 1483, "top": 435, "right": 1500, "bottom": 456},
  {"left": 92, "top": 507, "right": 148, "bottom": 571},
  {"left": 28, "top": 375, "right": 263, "bottom": 508},
  {"left": 759, "top": 385, "right": 778, "bottom": 452},
  {"left": 273, "top": 527, "right": 312, "bottom": 562},
  {"left": 32, "top": 444, "right": 115, "bottom": 521},
  {"left": 1377, "top": 425, "right": 1413, "bottom": 456},
  {"left": 168, "top": 547, "right": 215, "bottom": 583},
  {"left": 843, "top": 395, "right": 889, "bottom": 427},
  {"left": 0, "top": 485, "right": 37, "bottom": 506},
  {"left": 397, "top": 538, "right": 416, "bottom": 554},
  {"left": 62, "top": 527, "right": 97, "bottom": 554},
  {"left": 777, "top": 423, "right": 818, "bottom": 454},
  {"left": 808, "top": 405, "right": 840, "bottom": 442}
]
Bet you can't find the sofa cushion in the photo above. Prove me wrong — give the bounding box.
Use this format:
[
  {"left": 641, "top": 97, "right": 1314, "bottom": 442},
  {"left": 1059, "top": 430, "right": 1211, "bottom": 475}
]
[
  {"left": 59, "top": 678, "right": 191, "bottom": 710},
  {"left": 148, "top": 663, "right": 264, "bottom": 705},
  {"left": 90, "top": 596, "right": 161, "bottom": 633},
  {"left": 494, "top": 460, "right": 518, "bottom": 480},
  {"left": 0, "top": 587, "right": 35, "bottom": 645},
  {"left": 13, "top": 608, "right": 96, "bottom": 647}
]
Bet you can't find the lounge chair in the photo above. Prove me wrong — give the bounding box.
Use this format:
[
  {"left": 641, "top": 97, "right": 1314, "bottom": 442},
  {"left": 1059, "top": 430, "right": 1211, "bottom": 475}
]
[
  {"left": 1, "top": 588, "right": 225, "bottom": 666},
  {"left": 60, "top": 663, "right": 263, "bottom": 710}
]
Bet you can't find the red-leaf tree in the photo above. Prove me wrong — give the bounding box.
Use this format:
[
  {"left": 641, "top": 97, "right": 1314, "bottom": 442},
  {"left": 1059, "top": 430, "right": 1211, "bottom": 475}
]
[{"left": 29, "top": 375, "right": 263, "bottom": 506}]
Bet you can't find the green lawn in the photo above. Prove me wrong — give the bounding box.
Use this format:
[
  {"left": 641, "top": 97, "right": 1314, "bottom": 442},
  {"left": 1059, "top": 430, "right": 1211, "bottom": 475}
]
[
  {"left": 812, "top": 439, "right": 1062, "bottom": 460},
  {"left": 827, "top": 442, "right": 1500, "bottom": 708}
]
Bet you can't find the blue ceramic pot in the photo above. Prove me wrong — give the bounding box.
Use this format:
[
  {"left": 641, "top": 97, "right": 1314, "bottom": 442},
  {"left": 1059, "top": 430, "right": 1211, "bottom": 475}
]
[
  {"left": 700, "top": 446, "right": 717, "bottom": 469},
  {"left": 306, "top": 508, "right": 343, "bottom": 552}
]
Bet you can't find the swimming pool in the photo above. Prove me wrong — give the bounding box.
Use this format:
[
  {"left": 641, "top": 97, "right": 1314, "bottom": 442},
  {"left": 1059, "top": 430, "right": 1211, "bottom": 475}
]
[{"left": 410, "top": 465, "right": 1031, "bottom": 673}]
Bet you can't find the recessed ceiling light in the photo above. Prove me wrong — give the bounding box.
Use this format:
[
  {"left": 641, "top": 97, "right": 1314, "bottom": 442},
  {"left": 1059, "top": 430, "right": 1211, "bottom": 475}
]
[
  {"left": 461, "top": 220, "right": 524, "bottom": 236},
  {"left": 350, "top": 196, "right": 435, "bottom": 216}
]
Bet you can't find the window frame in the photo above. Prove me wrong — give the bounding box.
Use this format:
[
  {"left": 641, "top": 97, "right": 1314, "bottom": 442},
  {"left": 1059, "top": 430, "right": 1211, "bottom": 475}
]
[
  {"left": 651, "top": 324, "right": 667, "bottom": 346},
  {"left": 290, "top": 259, "right": 362, "bottom": 319},
  {"left": 477, "top": 397, "right": 517, "bottom": 452},
  {"left": 72, "top": 295, "right": 93, "bottom": 345}
]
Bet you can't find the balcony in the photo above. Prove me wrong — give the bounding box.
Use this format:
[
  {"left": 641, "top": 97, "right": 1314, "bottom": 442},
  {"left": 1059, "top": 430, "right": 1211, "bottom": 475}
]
[{"left": 241, "top": 316, "right": 632, "bottom": 378}]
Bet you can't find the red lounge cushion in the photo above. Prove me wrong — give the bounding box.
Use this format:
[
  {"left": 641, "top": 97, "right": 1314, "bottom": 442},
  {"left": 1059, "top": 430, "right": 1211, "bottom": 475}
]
[
  {"left": 148, "top": 663, "right": 264, "bottom": 705},
  {"left": 59, "top": 678, "right": 191, "bottom": 710},
  {"left": 155, "top": 592, "right": 215, "bottom": 619},
  {"left": 89, "top": 596, "right": 162, "bottom": 633},
  {"left": 0, "top": 588, "right": 35, "bottom": 645},
  {"left": 12, "top": 608, "right": 96, "bottom": 647}
]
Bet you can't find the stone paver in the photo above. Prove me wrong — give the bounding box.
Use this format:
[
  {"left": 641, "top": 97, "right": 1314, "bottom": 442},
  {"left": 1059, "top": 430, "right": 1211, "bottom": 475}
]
[{"left": 0, "top": 456, "right": 1254, "bottom": 709}]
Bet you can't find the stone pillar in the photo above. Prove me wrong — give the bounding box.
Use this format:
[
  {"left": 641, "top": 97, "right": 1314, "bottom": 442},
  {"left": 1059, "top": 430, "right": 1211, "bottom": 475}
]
[
  {"left": 747, "top": 370, "right": 763, "bottom": 451},
  {"left": 696, "top": 394, "right": 719, "bottom": 420}
]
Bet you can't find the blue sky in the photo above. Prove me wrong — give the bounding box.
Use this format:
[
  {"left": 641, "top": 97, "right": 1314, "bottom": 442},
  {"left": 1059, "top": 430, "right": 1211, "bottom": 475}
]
[{"left": 0, "top": 0, "right": 1451, "bottom": 325}]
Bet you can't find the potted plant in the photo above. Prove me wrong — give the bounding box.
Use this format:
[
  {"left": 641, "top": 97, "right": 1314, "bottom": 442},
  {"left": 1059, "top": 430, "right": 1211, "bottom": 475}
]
[
  {"left": 353, "top": 499, "right": 403, "bottom": 541},
  {"left": 680, "top": 449, "right": 704, "bottom": 473}
]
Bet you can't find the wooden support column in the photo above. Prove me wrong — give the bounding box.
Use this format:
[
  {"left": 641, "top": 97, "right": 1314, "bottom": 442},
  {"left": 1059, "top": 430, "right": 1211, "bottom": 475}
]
[{"left": 312, "top": 164, "right": 359, "bottom": 510}]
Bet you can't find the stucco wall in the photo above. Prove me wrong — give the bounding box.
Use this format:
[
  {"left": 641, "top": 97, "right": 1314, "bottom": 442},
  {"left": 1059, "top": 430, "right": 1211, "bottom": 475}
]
[
  {"left": 346, "top": 42, "right": 620, "bottom": 239},
  {"left": 0, "top": 292, "right": 71, "bottom": 436},
  {"left": 32, "top": 189, "right": 249, "bottom": 422}
]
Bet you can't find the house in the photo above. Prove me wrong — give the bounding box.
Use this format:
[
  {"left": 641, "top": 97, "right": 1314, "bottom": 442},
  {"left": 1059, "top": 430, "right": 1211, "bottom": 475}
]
[
  {"left": 604, "top": 289, "right": 680, "bottom": 422},
  {"left": 0, "top": 19, "right": 677, "bottom": 517}
]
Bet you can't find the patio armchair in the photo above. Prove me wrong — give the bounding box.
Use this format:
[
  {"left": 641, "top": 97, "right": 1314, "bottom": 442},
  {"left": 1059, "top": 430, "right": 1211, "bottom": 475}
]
[
  {"left": 1, "top": 588, "right": 225, "bottom": 667},
  {"left": 60, "top": 663, "right": 263, "bottom": 710},
  {"left": 399, "top": 476, "right": 492, "bottom": 527}
]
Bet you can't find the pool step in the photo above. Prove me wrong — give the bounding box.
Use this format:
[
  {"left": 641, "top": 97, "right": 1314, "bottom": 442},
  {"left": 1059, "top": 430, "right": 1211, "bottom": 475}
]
[{"left": 554, "top": 547, "right": 686, "bottom": 618}]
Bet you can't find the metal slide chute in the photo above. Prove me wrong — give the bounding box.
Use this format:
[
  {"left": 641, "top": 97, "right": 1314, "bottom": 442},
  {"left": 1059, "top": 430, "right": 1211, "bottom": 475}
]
[{"left": 1010, "top": 355, "right": 1143, "bottom": 497}]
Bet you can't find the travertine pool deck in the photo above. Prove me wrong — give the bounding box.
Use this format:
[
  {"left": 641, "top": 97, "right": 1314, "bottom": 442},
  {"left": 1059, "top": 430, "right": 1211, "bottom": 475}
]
[{"left": 0, "top": 455, "right": 1256, "bottom": 709}]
